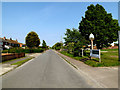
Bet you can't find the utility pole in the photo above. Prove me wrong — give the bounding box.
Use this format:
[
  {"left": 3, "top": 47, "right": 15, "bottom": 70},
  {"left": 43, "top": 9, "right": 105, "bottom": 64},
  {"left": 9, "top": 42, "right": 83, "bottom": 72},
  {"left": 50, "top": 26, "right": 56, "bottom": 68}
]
[
  {"left": 61, "top": 36, "right": 63, "bottom": 51},
  {"left": 61, "top": 36, "right": 62, "bottom": 43}
]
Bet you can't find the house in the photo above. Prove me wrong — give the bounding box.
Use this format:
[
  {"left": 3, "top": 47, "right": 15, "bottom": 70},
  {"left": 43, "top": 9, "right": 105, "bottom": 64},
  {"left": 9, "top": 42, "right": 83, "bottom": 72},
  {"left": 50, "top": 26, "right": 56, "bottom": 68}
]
[
  {"left": 85, "top": 41, "right": 118, "bottom": 50},
  {"left": 0, "top": 38, "right": 3, "bottom": 50},
  {"left": 0, "top": 37, "right": 25, "bottom": 50}
]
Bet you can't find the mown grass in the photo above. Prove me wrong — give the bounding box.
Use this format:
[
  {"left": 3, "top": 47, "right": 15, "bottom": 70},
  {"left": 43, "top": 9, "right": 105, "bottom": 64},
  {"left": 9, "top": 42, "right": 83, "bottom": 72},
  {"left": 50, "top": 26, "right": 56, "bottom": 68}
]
[
  {"left": 101, "top": 48, "right": 118, "bottom": 51},
  {"left": 11, "top": 57, "right": 34, "bottom": 66},
  {"left": 60, "top": 49, "right": 120, "bottom": 67},
  {"left": 60, "top": 51, "right": 88, "bottom": 60}
]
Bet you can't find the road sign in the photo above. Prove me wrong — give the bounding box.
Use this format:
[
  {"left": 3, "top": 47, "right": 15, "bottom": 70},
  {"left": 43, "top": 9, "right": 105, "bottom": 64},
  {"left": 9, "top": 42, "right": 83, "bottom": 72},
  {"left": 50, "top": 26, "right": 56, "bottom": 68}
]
[
  {"left": 118, "top": 31, "right": 120, "bottom": 61},
  {"left": 90, "top": 49, "right": 101, "bottom": 62}
]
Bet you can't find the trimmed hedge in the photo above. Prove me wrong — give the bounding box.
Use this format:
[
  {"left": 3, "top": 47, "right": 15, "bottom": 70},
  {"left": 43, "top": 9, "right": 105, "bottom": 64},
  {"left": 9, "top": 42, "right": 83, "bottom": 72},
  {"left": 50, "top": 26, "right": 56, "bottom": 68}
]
[{"left": 2, "top": 48, "right": 44, "bottom": 53}]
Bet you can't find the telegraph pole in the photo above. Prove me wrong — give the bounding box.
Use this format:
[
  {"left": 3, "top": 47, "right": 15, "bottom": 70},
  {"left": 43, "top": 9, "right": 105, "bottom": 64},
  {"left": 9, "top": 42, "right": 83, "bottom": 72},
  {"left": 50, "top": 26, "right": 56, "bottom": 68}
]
[{"left": 61, "top": 36, "right": 63, "bottom": 50}]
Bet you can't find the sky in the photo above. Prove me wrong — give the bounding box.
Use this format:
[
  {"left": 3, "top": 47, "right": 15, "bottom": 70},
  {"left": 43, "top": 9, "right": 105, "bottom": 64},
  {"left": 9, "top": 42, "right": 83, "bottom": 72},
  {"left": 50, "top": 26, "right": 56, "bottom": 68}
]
[{"left": 2, "top": 2, "right": 118, "bottom": 47}]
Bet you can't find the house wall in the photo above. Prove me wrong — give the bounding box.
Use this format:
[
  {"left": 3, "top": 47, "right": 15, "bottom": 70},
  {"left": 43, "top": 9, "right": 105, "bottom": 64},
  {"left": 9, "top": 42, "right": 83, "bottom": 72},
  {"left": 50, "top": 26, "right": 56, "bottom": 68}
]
[
  {"left": 20, "top": 44, "right": 23, "bottom": 47},
  {"left": 0, "top": 39, "right": 3, "bottom": 51},
  {"left": 102, "top": 46, "right": 118, "bottom": 49}
]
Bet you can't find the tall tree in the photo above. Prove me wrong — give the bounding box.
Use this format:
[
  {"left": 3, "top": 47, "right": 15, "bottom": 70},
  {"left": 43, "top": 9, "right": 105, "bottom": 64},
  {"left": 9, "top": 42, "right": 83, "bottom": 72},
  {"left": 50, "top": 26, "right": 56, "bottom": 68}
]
[
  {"left": 64, "top": 28, "right": 88, "bottom": 47},
  {"left": 42, "top": 40, "right": 47, "bottom": 49},
  {"left": 64, "top": 28, "right": 88, "bottom": 56},
  {"left": 79, "top": 4, "right": 120, "bottom": 49},
  {"left": 25, "top": 31, "right": 40, "bottom": 48}
]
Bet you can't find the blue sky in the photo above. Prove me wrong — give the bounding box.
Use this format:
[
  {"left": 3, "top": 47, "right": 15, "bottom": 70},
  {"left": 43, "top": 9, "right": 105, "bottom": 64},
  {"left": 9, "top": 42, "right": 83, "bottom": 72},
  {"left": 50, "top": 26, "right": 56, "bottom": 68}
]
[{"left": 2, "top": 2, "right": 118, "bottom": 47}]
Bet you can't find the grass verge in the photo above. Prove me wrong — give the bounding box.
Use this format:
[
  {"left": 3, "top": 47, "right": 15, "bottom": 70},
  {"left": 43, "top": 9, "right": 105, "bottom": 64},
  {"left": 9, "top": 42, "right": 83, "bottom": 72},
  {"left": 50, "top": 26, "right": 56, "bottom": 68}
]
[
  {"left": 60, "top": 50, "right": 120, "bottom": 67},
  {"left": 60, "top": 51, "right": 89, "bottom": 61},
  {"left": 11, "top": 57, "right": 34, "bottom": 66},
  {"left": 101, "top": 48, "right": 118, "bottom": 51},
  {"left": 1, "top": 57, "right": 34, "bottom": 76},
  {"left": 59, "top": 54, "right": 78, "bottom": 69}
]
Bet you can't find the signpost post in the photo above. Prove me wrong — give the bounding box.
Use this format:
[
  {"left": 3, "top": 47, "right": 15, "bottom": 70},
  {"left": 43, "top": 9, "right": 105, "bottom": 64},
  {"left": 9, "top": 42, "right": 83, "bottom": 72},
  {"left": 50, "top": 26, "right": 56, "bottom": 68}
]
[
  {"left": 81, "top": 48, "right": 83, "bottom": 57},
  {"left": 118, "top": 31, "right": 120, "bottom": 61}
]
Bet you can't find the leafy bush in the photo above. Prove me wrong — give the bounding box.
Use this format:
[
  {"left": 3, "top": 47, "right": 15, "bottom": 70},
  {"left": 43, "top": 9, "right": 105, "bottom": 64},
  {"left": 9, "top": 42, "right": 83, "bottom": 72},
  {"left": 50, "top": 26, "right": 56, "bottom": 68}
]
[
  {"left": 2, "top": 50, "right": 9, "bottom": 53},
  {"left": 2, "top": 48, "right": 44, "bottom": 53},
  {"left": 55, "top": 47, "right": 61, "bottom": 50}
]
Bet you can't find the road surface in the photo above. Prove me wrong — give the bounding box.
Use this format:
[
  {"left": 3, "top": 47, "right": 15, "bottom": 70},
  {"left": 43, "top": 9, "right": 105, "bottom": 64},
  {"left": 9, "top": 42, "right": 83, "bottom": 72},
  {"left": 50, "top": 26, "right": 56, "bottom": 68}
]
[{"left": 2, "top": 50, "right": 101, "bottom": 88}]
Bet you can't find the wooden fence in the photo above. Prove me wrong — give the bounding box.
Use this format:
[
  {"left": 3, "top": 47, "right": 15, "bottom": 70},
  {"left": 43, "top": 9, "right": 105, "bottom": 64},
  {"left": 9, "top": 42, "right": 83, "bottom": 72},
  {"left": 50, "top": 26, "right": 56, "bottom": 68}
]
[{"left": 2, "top": 53, "right": 25, "bottom": 62}]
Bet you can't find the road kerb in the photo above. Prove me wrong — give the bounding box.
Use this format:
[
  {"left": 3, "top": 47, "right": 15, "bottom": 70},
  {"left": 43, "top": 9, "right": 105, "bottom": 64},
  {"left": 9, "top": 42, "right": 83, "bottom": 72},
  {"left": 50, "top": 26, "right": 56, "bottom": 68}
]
[{"left": 55, "top": 51, "right": 106, "bottom": 88}]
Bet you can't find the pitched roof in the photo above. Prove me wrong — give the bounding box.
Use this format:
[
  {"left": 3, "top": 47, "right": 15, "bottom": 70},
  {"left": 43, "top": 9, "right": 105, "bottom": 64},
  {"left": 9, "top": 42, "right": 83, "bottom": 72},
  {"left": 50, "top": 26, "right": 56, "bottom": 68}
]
[
  {"left": 0, "top": 37, "right": 24, "bottom": 45},
  {"left": 5, "top": 39, "right": 19, "bottom": 44}
]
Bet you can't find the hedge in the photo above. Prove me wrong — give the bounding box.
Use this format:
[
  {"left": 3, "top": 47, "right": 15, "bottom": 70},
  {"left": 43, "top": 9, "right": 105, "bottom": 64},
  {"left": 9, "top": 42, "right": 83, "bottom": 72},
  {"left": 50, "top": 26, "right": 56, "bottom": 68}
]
[{"left": 2, "top": 48, "right": 44, "bottom": 53}]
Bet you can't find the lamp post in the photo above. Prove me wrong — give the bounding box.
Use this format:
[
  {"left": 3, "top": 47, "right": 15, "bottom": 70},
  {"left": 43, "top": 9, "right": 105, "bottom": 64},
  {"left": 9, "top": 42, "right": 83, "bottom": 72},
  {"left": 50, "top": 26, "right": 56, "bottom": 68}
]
[{"left": 89, "top": 33, "right": 94, "bottom": 50}]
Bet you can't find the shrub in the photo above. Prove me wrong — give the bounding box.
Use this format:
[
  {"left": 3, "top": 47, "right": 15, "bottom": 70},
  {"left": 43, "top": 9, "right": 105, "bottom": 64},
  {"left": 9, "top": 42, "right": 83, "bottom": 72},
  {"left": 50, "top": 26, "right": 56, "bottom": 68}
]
[
  {"left": 2, "top": 48, "right": 44, "bottom": 53},
  {"left": 2, "top": 50, "right": 9, "bottom": 53}
]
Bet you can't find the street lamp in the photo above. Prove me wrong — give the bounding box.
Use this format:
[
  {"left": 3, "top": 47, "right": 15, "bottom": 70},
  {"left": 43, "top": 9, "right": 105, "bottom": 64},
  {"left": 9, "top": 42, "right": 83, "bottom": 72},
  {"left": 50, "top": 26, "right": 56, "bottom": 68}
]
[{"left": 89, "top": 33, "right": 94, "bottom": 50}]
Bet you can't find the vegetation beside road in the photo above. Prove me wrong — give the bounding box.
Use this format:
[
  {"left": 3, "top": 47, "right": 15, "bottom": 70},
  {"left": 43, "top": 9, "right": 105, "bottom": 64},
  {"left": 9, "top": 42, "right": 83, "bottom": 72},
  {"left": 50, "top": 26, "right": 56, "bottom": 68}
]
[
  {"left": 2, "top": 31, "right": 49, "bottom": 62},
  {"left": 2, "top": 47, "right": 44, "bottom": 53},
  {"left": 60, "top": 49, "right": 120, "bottom": 67},
  {"left": 60, "top": 51, "right": 88, "bottom": 60},
  {"left": 11, "top": 57, "right": 34, "bottom": 66},
  {"left": 53, "top": 4, "right": 120, "bottom": 67},
  {"left": 60, "top": 55, "right": 78, "bottom": 69},
  {"left": 101, "top": 48, "right": 118, "bottom": 51}
]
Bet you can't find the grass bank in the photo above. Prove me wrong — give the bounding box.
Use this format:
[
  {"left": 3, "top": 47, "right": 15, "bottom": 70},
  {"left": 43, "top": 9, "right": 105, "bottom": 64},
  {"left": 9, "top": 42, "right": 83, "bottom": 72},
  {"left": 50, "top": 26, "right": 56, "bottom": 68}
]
[
  {"left": 101, "top": 48, "right": 118, "bottom": 51},
  {"left": 60, "top": 49, "right": 120, "bottom": 67},
  {"left": 11, "top": 57, "right": 34, "bottom": 66}
]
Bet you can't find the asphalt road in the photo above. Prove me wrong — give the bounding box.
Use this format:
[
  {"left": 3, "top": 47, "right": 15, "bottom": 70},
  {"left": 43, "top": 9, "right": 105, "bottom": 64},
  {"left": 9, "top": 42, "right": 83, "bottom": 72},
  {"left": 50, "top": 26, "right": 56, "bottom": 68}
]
[{"left": 2, "top": 50, "right": 101, "bottom": 88}]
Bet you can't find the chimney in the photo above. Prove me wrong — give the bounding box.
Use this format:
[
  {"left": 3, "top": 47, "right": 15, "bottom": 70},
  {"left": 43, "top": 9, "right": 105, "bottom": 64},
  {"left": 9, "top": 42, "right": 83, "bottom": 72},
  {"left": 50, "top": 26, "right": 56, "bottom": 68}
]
[
  {"left": 16, "top": 39, "right": 18, "bottom": 42},
  {"left": 10, "top": 38, "right": 12, "bottom": 40}
]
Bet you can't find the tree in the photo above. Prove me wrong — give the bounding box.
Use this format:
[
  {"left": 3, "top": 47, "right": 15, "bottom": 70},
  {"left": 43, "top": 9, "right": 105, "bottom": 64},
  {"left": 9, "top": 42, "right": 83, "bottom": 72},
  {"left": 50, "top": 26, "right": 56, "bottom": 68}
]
[
  {"left": 25, "top": 31, "right": 40, "bottom": 48},
  {"left": 52, "top": 42, "right": 63, "bottom": 50},
  {"left": 64, "top": 28, "right": 88, "bottom": 47},
  {"left": 64, "top": 28, "right": 88, "bottom": 56},
  {"left": 66, "top": 42, "right": 74, "bottom": 54},
  {"left": 42, "top": 40, "right": 47, "bottom": 49},
  {"left": 79, "top": 4, "right": 120, "bottom": 49}
]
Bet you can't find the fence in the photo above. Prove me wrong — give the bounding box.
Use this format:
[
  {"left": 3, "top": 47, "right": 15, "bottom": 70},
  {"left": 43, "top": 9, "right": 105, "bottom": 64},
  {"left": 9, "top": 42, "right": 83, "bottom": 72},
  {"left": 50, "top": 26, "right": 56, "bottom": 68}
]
[{"left": 2, "top": 53, "right": 25, "bottom": 62}]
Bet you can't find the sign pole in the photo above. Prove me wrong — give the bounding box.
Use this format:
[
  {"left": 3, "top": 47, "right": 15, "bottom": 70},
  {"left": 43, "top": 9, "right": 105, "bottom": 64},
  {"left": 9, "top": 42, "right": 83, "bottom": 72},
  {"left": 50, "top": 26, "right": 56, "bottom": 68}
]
[
  {"left": 91, "top": 40, "right": 93, "bottom": 50},
  {"left": 82, "top": 48, "right": 83, "bottom": 57},
  {"left": 99, "top": 49, "right": 101, "bottom": 63},
  {"left": 118, "top": 31, "right": 120, "bottom": 61}
]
